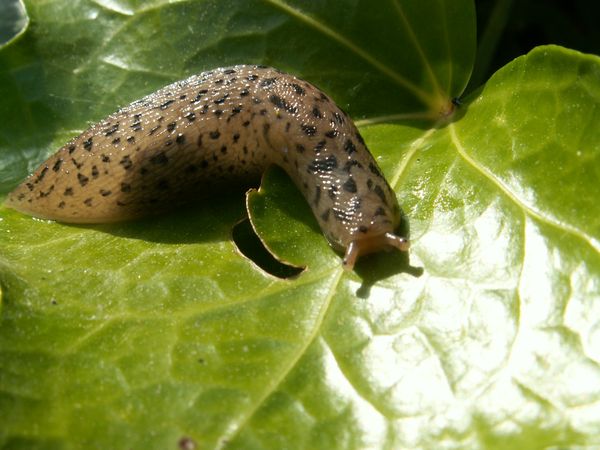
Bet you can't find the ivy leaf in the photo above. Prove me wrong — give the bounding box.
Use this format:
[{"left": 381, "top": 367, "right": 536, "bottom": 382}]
[{"left": 2, "top": 1, "right": 600, "bottom": 450}]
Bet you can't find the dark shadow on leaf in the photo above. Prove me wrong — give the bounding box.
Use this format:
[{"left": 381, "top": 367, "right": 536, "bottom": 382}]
[
  {"left": 352, "top": 205, "right": 423, "bottom": 297},
  {"left": 232, "top": 218, "right": 303, "bottom": 279},
  {"left": 74, "top": 188, "right": 249, "bottom": 245},
  {"left": 353, "top": 248, "right": 424, "bottom": 298}
]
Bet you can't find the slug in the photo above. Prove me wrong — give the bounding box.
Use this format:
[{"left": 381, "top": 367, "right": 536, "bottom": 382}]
[{"left": 5, "top": 65, "right": 409, "bottom": 269}]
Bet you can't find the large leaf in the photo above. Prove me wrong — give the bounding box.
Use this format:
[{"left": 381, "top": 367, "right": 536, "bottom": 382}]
[{"left": 2, "top": 2, "right": 600, "bottom": 450}]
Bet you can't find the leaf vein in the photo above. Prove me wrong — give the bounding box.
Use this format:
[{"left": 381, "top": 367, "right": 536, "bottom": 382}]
[
  {"left": 263, "top": 0, "right": 434, "bottom": 107},
  {"left": 450, "top": 123, "right": 600, "bottom": 255},
  {"left": 216, "top": 268, "right": 344, "bottom": 449}
]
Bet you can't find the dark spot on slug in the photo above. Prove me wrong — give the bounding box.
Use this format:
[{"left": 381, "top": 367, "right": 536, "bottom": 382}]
[
  {"left": 160, "top": 99, "right": 175, "bottom": 110},
  {"left": 269, "top": 94, "right": 298, "bottom": 114},
  {"left": 121, "top": 182, "right": 131, "bottom": 193},
  {"left": 34, "top": 167, "right": 48, "bottom": 183},
  {"left": 325, "top": 130, "right": 338, "bottom": 138},
  {"left": 167, "top": 122, "right": 177, "bottom": 132},
  {"left": 83, "top": 198, "right": 93, "bottom": 207},
  {"left": 176, "top": 134, "right": 186, "bottom": 145},
  {"left": 233, "top": 133, "right": 240, "bottom": 143},
  {"left": 368, "top": 162, "right": 382, "bottom": 177},
  {"left": 292, "top": 83, "right": 306, "bottom": 95},
  {"left": 301, "top": 124, "right": 317, "bottom": 136},
  {"left": 150, "top": 152, "right": 168, "bottom": 165},
  {"left": 100, "top": 189, "right": 112, "bottom": 197},
  {"left": 240, "top": 89, "right": 249, "bottom": 97},
  {"left": 184, "top": 112, "right": 196, "bottom": 122},
  {"left": 314, "top": 186, "right": 321, "bottom": 205},
  {"left": 344, "top": 139, "right": 356, "bottom": 155},
  {"left": 343, "top": 177, "right": 357, "bottom": 193},
  {"left": 312, "top": 107, "right": 322, "bottom": 118},
  {"left": 343, "top": 160, "right": 362, "bottom": 173},
  {"left": 359, "top": 225, "right": 368, "bottom": 233},
  {"left": 210, "top": 131, "right": 220, "bottom": 139},
  {"left": 120, "top": 155, "right": 133, "bottom": 170},
  {"left": 64, "top": 187, "right": 73, "bottom": 196},
  {"left": 68, "top": 145, "right": 76, "bottom": 154},
  {"left": 112, "top": 137, "right": 121, "bottom": 145},
  {"left": 260, "top": 77, "right": 277, "bottom": 87},
  {"left": 91, "top": 165, "right": 99, "bottom": 178},
  {"left": 104, "top": 124, "right": 119, "bottom": 136},
  {"left": 214, "top": 95, "right": 229, "bottom": 105},
  {"left": 83, "top": 138, "right": 93, "bottom": 151},
  {"left": 39, "top": 185, "right": 54, "bottom": 197},
  {"left": 52, "top": 159, "right": 63, "bottom": 172},
  {"left": 126, "top": 136, "right": 135, "bottom": 144},
  {"left": 374, "top": 185, "right": 387, "bottom": 204},
  {"left": 77, "top": 173, "right": 89, "bottom": 187},
  {"left": 308, "top": 155, "right": 338, "bottom": 173},
  {"left": 192, "top": 90, "right": 208, "bottom": 103},
  {"left": 314, "top": 140, "right": 326, "bottom": 154},
  {"left": 374, "top": 207, "right": 386, "bottom": 216},
  {"left": 321, "top": 208, "right": 330, "bottom": 221}
]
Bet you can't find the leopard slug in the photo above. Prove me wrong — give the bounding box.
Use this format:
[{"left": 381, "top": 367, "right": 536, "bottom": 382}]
[{"left": 5, "top": 65, "right": 409, "bottom": 269}]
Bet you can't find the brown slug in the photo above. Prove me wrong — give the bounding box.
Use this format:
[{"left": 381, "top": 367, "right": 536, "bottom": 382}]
[{"left": 5, "top": 65, "right": 409, "bottom": 269}]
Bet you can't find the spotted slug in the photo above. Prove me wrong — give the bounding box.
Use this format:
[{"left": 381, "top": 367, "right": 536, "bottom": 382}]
[{"left": 5, "top": 65, "right": 409, "bottom": 269}]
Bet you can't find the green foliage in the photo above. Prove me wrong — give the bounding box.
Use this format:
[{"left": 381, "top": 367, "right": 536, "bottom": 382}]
[{"left": 1, "top": 1, "right": 599, "bottom": 449}]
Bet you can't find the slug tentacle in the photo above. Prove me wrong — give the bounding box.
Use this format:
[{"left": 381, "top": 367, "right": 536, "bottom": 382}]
[{"left": 6, "top": 65, "right": 409, "bottom": 268}]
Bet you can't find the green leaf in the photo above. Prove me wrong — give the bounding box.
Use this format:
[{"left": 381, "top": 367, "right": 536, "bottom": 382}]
[{"left": 2, "top": 2, "right": 600, "bottom": 450}]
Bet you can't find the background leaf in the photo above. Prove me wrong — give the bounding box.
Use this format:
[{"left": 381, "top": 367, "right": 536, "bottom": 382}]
[{"left": 2, "top": 2, "right": 600, "bottom": 450}]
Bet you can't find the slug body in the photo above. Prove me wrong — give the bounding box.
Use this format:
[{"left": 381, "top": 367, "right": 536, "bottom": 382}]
[{"left": 6, "top": 65, "right": 408, "bottom": 269}]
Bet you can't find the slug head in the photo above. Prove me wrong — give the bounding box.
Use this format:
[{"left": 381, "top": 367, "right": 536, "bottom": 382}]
[{"left": 342, "top": 231, "right": 409, "bottom": 271}]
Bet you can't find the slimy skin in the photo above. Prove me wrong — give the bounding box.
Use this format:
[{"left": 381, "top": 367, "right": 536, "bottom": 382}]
[{"left": 6, "top": 65, "right": 409, "bottom": 269}]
